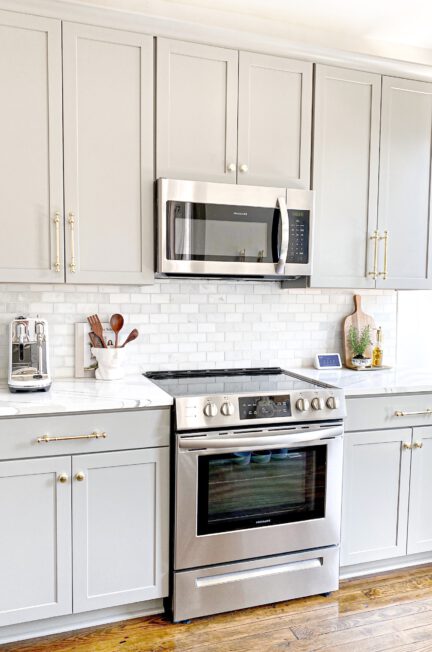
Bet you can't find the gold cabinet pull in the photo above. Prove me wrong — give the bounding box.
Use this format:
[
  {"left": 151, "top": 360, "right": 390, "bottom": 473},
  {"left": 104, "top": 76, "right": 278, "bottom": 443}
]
[
  {"left": 403, "top": 442, "right": 412, "bottom": 450},
  {"left": 58, "top": 472, "right": 68, "bottom": 483},
  {"left": 378, "top": 230, "right": 389, "bottom": 280},
  {"left": 53, "top": 212, "right": 61, "bottom": 272},
  {"left": 37, "top": 431, "right": 107, "bottom": 443},
  {"left": 68, "top": 212, "right": 76, "bottom": 273},
  {"left": 368, "top": 230, "right": 379, "bottom": 279},
  {"left": 414, "top": 441, "right": 423, "bottom": 449},
  {"left": 395, "top": 409, "right": 432, "bottom": 417},
  {"left": 75, "top": 471, "right": 85, "bottom": 482}
]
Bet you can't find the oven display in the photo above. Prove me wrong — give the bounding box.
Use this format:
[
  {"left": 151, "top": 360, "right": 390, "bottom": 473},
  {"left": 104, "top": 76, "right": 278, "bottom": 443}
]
[{"left": 239, "top": 395, "right": 291, "bottom": 419}]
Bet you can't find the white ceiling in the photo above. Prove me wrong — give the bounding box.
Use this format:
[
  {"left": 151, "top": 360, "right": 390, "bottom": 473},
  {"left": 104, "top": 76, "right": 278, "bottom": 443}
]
[{"left": 55, "top": 0, "right": 432, "bottom": 64}]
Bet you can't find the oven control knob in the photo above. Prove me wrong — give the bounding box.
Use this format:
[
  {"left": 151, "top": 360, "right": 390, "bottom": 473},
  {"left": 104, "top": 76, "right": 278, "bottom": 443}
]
[
  {"left": 311, "top": 397, "right": 325, "bottom": 411},
  {"left": 296, "top": 398, "right": 310, "bottom": 412},
  {"left": 326, "top": 396, "right": 340, "bottom": 410},
  {"left": 221, "top": 401, "right": 235, "bottom": 416},
  {"left": 203, "top": 402, "right": 218, "bottom": 418}
]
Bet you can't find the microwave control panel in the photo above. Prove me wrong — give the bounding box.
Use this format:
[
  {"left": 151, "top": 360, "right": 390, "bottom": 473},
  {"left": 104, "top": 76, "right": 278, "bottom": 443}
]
[{"left": 287, "top": 211, "right": 309, "bottom": 264}]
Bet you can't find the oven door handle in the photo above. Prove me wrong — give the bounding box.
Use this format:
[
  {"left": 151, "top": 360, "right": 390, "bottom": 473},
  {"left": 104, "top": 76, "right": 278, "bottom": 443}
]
[
  {"left": 275, "top": 195, "right": 289, "bottom": 275},
  {"left": 178, "top": 425, "right": 343, "bottom": 450}
]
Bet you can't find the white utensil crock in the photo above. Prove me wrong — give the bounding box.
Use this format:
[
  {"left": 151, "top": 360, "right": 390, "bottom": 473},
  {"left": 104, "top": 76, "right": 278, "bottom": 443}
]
[{"left": 92, "top": 347, "right": 127, "bottom": 380}]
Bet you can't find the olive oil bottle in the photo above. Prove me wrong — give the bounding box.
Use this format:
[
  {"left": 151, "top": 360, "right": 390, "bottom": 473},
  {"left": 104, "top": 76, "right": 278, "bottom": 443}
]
[{"left": 372, "top": 327, "right": 383, "bottom": 367}]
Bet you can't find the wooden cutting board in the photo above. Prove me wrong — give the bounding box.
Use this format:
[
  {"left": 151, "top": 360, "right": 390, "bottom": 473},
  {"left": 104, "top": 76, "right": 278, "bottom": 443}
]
[{"left": 343, "top": 295, "right": 376, "bottom": 369}]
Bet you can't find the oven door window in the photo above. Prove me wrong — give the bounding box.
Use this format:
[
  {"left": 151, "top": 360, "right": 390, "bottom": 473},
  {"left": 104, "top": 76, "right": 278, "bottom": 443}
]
[{"left": 197, "top": 446, "right": 326, "bottom": 535}]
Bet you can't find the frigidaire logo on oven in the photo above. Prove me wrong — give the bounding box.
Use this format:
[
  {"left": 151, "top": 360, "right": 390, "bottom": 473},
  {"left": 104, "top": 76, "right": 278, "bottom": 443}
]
[
  {"left": 256, "top": 519, "right": 271, "bottom": 524},
  {"left": 233, "top": 211, "right": 248, "bottom": 216}
]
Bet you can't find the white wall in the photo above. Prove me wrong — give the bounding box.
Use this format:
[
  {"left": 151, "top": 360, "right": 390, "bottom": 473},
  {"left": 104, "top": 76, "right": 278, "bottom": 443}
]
[
  {"left": 0, "top": 282, "right": 397, "bottom": 378},
  {"left": 397, "top": 290, "right": 432, "bottom": 368}
]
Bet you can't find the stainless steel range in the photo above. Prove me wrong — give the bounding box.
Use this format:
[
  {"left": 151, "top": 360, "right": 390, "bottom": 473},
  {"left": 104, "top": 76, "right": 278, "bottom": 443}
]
[{"left": 145, "top": 367, "right": 345, "bottom": 622}]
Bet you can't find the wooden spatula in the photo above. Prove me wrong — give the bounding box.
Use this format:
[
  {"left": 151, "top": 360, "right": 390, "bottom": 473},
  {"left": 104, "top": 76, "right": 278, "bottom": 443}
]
[{"left": 87, "top": 314, "right": 107, "bottom": 348}]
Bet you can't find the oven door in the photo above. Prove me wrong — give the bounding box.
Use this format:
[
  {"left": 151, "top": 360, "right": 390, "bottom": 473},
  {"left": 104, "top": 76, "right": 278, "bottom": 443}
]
[
  {"left": 157, "top": 178, "right": 313, "bottom": 278},
  {"left": 175, "top": 424, "right": 343, "bottom": 570}
]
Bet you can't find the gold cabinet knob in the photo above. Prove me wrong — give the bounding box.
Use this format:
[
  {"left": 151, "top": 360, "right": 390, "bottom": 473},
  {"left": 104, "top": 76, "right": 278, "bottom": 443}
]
[
  {"left": 239, "top": 164, "right": 249, "bottom": 173},
  {"left": 403, "top": 442, "right": 412, "bottom": 450},
  {"left": 75, "top": 471, "right": 85, "bottom": 482},
  {"left": 58, "top": 473, "right": 68, "bottom": 483},
  {"left": 414, "top": 441, "right": 423, "bottom": 449},
  {"left": 227, "top": 162, "right": 236, "bottom": 172}
]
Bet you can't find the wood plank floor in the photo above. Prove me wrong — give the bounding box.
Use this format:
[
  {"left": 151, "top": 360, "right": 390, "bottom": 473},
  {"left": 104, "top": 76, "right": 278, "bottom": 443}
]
[{"left": 5, "top": 565, "right": 432, "bottom": 652}]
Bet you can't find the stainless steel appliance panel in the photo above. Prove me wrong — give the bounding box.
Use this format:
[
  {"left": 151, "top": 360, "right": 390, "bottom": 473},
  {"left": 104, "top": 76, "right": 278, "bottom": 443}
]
[
  {"left": 174, "top": 424, "right": 343, "bottom": 569},
  {"left": 173, "top": 546, "right": 339, "bottom": 622}
]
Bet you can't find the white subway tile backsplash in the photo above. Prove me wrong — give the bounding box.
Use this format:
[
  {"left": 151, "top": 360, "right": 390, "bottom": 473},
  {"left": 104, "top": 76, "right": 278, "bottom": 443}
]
[{"left": 0, "top": 281, "right": 397, "bottom": 378}]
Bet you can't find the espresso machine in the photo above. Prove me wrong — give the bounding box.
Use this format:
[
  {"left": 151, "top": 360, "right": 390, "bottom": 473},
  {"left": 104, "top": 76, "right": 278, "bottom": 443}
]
[{"left": 8, "top": 317, "right": 52, "bottom": 392}]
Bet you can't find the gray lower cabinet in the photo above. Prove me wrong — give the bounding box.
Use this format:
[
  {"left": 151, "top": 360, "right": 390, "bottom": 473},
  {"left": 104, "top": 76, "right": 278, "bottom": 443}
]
[
  {"left": 341, "top": 428, "right": 411, "bottom": 566},
  {"left": 407, "top": 427, "right": 432, "bottom": 554},
  {"left": 157, "top": 38, "right": 312, "bottom": 188},
  {"left": 0, "top": 410, "right": 170, "bottom": 628}
]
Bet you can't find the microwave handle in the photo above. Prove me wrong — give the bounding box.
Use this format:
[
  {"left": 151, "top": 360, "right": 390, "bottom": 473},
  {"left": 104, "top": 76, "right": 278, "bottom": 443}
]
[{"left": 275, "top": 196, "right": 289, "bottom": 274}]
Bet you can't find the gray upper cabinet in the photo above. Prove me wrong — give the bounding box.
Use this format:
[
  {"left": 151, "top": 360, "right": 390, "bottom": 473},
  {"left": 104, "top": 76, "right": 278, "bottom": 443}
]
[
  {"left": 311, "top": 65, "right": 381, "bottom": 288},
  {"left": 237, "top": 52, "right": 312, "bottom": 188},
  {"left": 0, "top": 10, "right": 64, "bottom": 283},
  {"left": 376, "top": 76, "right": 432, "bottom": 289},
  {"left": 156, "top": 39, "right": 312, "bottom": 187},
  {"left": 63, "top": 23, "right": 154, "bottom": 284},
  {"left": 157, "top": 38, "right": 239, "bottom": 183}
]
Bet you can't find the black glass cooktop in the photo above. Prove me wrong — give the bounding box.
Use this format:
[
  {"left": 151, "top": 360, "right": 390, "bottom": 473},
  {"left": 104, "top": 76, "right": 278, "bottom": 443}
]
[{"left": 144, "top": 367, "right": 328, "bottom": 397}]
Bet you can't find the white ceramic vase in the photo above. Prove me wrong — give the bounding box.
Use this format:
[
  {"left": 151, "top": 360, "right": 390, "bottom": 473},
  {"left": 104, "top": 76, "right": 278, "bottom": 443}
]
[{"left": 92, "top": 347, "right": 127, "bottom": 380}]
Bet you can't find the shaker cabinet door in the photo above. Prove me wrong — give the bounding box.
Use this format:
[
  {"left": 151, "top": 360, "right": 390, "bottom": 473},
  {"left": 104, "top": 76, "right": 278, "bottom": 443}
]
[
  {"left": 237, "top": 52, "right": 312, "bottom": 188},
  {"left": 377, "top": 76, "right": 432, "bottom": 289},
  {"left": 0, "top": 457, "right": 72, "bottom": 626},
  {"left": 0, "top": 10, "right": 64, "bottom": 282},
  {"left": 63, "top": 23, "right": 154, "bottom": 284},
  {"left": 311, "top": 65, "right": 381, "bottom": 288},
  {"left": 72, "top": 448, "right": 169, "bottom": 613},
  {"left": 157, "top": 38, "right": 238, "bottom": 183},
  {"left": 407, "top": 427, "right": 432, "bottom": 554},
  {"left": 341, "top": 429, "right": 411, "bottom": 567}
]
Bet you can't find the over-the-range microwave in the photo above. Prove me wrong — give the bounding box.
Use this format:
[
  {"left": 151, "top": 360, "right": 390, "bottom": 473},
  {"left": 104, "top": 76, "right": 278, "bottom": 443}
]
[{"left": 156, "top": 178, "right": 314, "bottom": 280}]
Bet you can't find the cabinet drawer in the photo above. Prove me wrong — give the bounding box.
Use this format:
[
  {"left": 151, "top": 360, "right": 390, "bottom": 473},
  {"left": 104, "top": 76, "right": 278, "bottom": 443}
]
[
  {"left": 346, "top": 394, "right": 432, "bottom": 432},
  {"left": 0, "top": 409, "right": 170, "bottom": 460}
]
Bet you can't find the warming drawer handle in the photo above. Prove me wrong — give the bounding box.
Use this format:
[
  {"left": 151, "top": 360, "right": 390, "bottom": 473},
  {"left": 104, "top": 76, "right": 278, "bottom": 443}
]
[
  {"left": 275, "top": 196, "right": 289, "bottom": 275},
  {"left": 395, "top": 410, "right": 432, "bottom": 417},
  {"left": 179, "top": 425, "right": 343, "bottom": 450},
  {"left": 37, "top": 431, "right": 107, "bottom": 443}
]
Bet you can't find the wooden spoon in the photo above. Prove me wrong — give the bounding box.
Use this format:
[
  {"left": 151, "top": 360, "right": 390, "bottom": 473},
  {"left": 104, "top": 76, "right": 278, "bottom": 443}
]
[
  {"left": 121, "top": 328, "right": 139, "bottom": 347},
  {"left": 110, "top": 313, "right": 124, "bottom": 348}
]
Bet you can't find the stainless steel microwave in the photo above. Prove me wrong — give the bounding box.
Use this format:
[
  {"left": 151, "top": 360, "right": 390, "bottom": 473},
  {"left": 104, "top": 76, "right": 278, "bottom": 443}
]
[{"left": 156, "top": 178, "right": 314, "bottom": 279}]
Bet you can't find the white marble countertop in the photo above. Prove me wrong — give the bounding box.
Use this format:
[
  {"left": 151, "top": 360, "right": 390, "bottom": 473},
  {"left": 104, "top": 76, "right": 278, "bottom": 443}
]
[
  {"left": 0, "top": 375, "right": 173, "bottom": 418},
  {"left": 292, "top": 367, "right": 432, "bottom": 397}
]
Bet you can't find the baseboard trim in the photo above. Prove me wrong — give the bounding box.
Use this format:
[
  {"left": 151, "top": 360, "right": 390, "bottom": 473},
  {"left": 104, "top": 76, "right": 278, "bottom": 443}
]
[
  {"left": 340, "top": 552, "right": 432, "bottom": 580},
  {"left": 0, "top": 599, "right": 164, "bottom": 645}
]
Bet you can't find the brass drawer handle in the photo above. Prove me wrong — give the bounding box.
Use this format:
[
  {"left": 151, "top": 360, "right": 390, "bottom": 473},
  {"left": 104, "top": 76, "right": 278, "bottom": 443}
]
[
  {"left": 395, "top": 410, "right": 432, "bottom": 417},
  {"left": 37, "top": 431, "right": 107, "bottom": 443}
]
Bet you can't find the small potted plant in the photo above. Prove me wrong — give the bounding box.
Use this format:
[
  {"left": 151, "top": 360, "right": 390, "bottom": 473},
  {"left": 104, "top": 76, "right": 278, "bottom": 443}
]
[{"left": 348, "top": 325, "right": 372, "bottom": 369}]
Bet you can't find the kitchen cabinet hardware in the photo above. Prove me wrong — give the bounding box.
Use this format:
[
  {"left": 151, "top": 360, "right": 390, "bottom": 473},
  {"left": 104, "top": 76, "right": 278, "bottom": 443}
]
[
  {"left": 37, "top": 432, "right": 107, "bottom": 443},
  {"left": 413, "top": 441, "right": 423, "bottom": 449},
  {"left": 53, "top": 212, "right": 61, "bottom": 272},
  {"left": 227, "top": 163, "right": 236, "bottom": 172},
  {"left": 58, "top": 472, "right": 69, "bottom": 483},
  {"left": 239, "top": 163, "right": 248, "bottom": 172},
  {"left": 378, "top": 230, "right": 389, "bottom": 280},
  {"left": 75, "top": 471, "right": 85, "bottom": 482},
  {"left": 68, "top": 212, "right": 76, "bottom": 273},
  {"left": 403, "top": 442, "right": 412, "bottom": 450},
  {"left": 395, "top": 409, "right": 432, "bottom": 417},
  {"left": 368, "top": 230, "right": 379, "bottom": 279}
]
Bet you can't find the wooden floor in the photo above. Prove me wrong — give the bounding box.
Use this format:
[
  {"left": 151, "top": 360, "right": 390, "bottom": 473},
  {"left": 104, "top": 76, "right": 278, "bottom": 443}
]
[{"left": 5, "top": 565, "right": 432, "bottom": 652}]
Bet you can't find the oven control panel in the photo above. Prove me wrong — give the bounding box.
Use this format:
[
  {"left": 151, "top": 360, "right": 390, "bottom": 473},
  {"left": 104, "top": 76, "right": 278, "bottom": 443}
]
[{"left": 239, "top": 395, "right": 291, "bottom": 420}]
